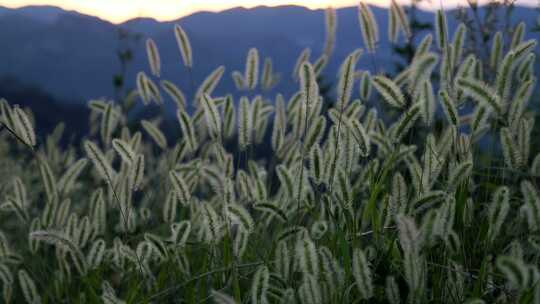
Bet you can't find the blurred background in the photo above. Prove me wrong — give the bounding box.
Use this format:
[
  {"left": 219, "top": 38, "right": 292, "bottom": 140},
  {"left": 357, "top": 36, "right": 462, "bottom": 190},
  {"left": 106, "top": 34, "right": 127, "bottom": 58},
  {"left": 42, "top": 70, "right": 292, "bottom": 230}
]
[{"left": 0, "top": 0, "right": 539, "bottom": 138}]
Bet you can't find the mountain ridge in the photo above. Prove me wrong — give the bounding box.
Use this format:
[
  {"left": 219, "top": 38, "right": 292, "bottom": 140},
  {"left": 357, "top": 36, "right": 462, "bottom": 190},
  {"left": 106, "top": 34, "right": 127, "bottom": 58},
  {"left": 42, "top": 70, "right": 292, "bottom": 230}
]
[
  {"left": 0, "top": 4, "right": 538, "bottom": 104},
  {"left": 0, "top": 4, "right": 365, "bottom": 25}
]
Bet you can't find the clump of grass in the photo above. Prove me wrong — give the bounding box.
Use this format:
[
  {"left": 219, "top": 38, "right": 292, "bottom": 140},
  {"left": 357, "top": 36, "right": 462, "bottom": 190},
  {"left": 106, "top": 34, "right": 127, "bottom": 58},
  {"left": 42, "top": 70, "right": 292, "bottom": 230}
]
[{"left": 0, "top": 3, "right": 538, "bottom": 304}]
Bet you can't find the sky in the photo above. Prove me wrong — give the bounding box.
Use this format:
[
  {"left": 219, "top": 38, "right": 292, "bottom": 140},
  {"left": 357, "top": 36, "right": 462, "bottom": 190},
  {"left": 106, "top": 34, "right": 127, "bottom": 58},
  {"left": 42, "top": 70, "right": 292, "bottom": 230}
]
[{"left": 1, "top": 0, "right": 537, "bottom": 23}]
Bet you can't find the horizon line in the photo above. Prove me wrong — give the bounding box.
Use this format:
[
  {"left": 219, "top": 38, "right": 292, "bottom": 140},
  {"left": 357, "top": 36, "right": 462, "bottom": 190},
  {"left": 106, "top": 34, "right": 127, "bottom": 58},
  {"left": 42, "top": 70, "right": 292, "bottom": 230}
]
[{"left": 1, "top": 1, "right": 538, "bottom": 24}]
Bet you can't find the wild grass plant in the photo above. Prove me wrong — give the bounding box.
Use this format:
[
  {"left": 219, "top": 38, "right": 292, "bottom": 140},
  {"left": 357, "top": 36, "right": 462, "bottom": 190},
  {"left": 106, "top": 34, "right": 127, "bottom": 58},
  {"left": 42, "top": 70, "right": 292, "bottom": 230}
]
[{"left": 0, "top": 2, "right": 539, "bottom": 303}]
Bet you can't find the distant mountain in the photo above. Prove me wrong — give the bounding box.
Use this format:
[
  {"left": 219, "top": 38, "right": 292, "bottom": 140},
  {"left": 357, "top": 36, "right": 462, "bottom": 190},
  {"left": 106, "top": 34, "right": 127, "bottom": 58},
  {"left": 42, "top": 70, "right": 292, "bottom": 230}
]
[
  {"left": 0, "top": 4, "right": 538, "bottom": 105},
  {"left": 0, "top": 76, "right": 89, "bottom": 140},
  {"left": 0, "top": 5, "right": 80, "bottom": 23}
]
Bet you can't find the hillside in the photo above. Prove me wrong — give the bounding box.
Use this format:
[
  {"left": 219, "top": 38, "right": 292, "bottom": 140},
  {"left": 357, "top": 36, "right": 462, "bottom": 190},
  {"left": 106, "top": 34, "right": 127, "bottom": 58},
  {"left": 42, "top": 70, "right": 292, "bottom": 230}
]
[{"left": 0, "top": 4, "right": 538, "bottom": 103}]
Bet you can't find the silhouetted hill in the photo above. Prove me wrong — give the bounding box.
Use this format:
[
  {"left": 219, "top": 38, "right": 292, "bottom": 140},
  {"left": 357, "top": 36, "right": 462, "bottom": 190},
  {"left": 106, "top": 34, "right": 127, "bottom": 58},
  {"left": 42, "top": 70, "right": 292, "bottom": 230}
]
[
  {"left": 0, "top": 5, "right": 79, "bottom": 23},
  {"left": 0, "top": 76, "right": 89, "bottom": 140},
  {"left": 0, "top": 4, "right": 538, "bottom": 104}
]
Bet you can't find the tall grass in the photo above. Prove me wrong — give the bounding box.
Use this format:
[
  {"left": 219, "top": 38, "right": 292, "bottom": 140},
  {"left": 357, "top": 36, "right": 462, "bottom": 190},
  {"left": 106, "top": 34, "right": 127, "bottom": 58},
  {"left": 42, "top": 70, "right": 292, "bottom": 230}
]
[{"left": 0, "top": 3, "right": 539, "bottom": 303}]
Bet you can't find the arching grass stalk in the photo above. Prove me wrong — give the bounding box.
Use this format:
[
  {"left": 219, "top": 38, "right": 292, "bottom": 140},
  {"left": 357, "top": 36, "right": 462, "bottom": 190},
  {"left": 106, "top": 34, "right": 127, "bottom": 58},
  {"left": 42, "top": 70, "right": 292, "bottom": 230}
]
[{"left": 2, "top": 118, "right": 157, "bottom": 288}]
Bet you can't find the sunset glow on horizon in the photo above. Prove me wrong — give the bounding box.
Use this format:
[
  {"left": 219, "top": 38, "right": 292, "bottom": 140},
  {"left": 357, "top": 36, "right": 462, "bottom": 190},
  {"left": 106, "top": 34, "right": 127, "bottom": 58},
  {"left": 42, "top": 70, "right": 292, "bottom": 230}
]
[{"left": 1, "top": 0, "right": 537, "bottom": 23}]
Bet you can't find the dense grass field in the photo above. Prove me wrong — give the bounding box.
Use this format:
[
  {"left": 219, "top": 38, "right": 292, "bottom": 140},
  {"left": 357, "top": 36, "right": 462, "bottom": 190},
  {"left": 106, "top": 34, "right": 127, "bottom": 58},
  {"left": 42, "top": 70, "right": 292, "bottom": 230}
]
[{"left": 0, "top": 2, "right": 539, "bottom": 303}]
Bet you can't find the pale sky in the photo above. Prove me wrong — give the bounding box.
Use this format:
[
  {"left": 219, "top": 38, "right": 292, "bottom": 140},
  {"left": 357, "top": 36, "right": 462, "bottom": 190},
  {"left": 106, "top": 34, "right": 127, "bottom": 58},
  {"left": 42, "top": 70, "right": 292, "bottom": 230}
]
[{"left": 1, "top": 0, "right": 537, "bottom": 23}]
